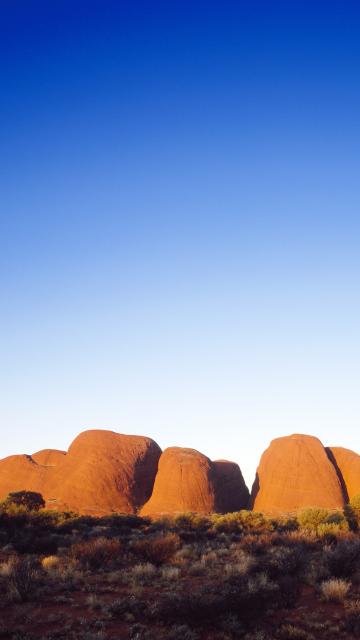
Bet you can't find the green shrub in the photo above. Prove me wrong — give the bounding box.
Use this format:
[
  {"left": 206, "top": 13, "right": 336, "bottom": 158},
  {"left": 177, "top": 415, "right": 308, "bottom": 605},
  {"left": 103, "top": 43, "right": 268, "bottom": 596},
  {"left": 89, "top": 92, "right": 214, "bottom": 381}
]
[{"left": 297, "top": 508, "right": 330, "bottom": 532}]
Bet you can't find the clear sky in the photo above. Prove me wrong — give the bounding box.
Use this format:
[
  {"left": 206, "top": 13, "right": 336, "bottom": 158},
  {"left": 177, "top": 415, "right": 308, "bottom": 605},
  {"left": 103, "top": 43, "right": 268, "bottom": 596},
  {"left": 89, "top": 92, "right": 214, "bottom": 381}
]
[{"left": 1, "top": 0, "right": 359, "bottom": 488}]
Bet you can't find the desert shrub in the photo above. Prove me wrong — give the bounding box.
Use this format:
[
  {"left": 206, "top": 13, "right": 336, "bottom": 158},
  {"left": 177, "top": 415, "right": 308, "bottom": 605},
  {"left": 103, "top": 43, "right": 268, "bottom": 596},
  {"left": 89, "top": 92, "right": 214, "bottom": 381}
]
[
  {"left": 70, "top": 536, "right": 122, "bottom": 570},
  {"left": 131, "top": 562, "right": 157, "bottom": 583},
  {"left": 4, "top": 556, "right": 41, "bottom": 601},
  {"left": 297, "top": 508, "right": 330, "bottom": 532},
  {"left": 106, "top": 595, "right": 146, "bottom": 619},
  {"left": 13, "top": 531, "right": 59, "bottom": 555},
  {"left": 100, "top": 513, "right": 150, "bottom": 530},
  {"left": 4, "top": 491, "right": 45, "bottom": 512},
  {"left": 277, "top": 624, "right": 309, "bottom": 639},
  {"left": 344, "top": 599, "right": 360, "bottom": 634},
  {"left": 271, "top": 517, "right": 299, "bottom": 533},
  {"left": 263, "top": 544, "right": 305, "bottom": 579},
  {"left": 174, "top": 513, "right": 211, "bottom": 532},
  {"left": 345, "top": 494, "right": 360, "bottom": 532},
  {"left": 320, "top": 578, "right": 350, "bottom": 602},
  {"left": 161, "top": 565, "right": 181, "bottom": 580},
  {"left": 41, "top": 555, "right": 61, "bottom": 572},
  {"left": 132, "top": 533, "right": 180, "bottom": 566},
  {"left": 212, "top": 512, "right": 244, "bottom": 534},
  {"left": 324, "top": 538, "right": 360, "bottom": 578},
  {"left": 150, "top": 571, "right": 281, "bottom": 628},
  {"left": 167, "top": 624, "right": 199, "bottom": 640}
]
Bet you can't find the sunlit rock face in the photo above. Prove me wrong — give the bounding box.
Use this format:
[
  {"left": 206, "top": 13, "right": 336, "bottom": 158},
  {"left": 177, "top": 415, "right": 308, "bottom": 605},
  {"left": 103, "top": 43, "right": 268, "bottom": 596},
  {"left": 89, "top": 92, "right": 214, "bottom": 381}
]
[
  {"left": 0, "top": 429, "right": 162, "bottom": 516},
  {"left": 251, "top": 434, "right": 345, "bottom": 514},
  {"left": 141, "top": 447, "right": 250, "bottom": 516}
]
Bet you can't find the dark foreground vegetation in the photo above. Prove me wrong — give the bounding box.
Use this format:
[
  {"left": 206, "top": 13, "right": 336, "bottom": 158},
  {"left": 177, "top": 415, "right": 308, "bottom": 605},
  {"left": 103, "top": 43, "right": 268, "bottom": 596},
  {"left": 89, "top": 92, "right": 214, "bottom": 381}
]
[{"left": 0, "top": 492, "right": 360, "bottom": 640}]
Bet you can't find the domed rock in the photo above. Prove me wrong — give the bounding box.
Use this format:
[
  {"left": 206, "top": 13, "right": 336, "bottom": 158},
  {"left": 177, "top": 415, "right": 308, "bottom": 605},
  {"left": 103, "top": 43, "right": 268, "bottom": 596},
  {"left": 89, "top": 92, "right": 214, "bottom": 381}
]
[
  {"left": 251, "top": 434, "right": 344, "bottom": 514},
  {"left": 46, "top": 430, "right": 162, "bottom": 515},
  {"left": 32, "top": 449, "right": 66, "bottom": 466},
  {"left": 213, "top": 460, "right": 250, "bottom": 512},
  {"left": 141, "top": 447, "right": 217, "bottom": 516},
  {"left": 0, "top": 454, "right": 49, "bottom": 499},
  {"left": 327, "top": 446, "right": 360, "bottom": 501},
  {"left": 0, "top": 430, "right": 162, "bottom": 516}
]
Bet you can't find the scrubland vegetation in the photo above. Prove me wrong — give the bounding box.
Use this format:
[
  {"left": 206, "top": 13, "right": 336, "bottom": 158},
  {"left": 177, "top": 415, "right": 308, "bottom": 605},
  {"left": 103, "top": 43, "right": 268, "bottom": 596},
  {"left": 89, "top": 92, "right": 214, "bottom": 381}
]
[{"left": 0, "top": 492, "right": 360, "bottom": 639}]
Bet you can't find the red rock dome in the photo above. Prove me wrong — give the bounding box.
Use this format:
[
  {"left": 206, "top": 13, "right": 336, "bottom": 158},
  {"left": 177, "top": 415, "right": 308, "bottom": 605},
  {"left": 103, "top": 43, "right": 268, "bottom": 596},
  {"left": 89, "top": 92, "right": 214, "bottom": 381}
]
[
  {"left": 141, "top": 447, "right": 217, "bottom": 516},
  {"left": 251, "top": 434, "right": 344, "bottom": 514},
  {"left": 0, "top": 430, "right": 161, "bottom": 516},
  {"left": 47, "top": 430, "right": 162, "bottom": 515},
  {"left": 32, "top": 449, "right": 66, "bottom": 466},
  {"left": 213, "top": 460, "right": 250, "bottom": 512}
]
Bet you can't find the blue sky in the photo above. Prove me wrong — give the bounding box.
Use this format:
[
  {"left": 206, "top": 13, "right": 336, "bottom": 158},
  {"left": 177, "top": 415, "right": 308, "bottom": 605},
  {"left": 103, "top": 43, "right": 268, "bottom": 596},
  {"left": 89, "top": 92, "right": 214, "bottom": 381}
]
[{"left": 1, "top": 1, "right": 359, "bottom": 487}]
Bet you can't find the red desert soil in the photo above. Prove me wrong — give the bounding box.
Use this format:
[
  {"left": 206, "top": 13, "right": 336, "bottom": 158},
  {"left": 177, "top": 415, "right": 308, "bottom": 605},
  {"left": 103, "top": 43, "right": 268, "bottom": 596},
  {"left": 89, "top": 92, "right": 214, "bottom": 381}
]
[
  {"left": 2, "top": 574, "right": 358, "bottom": 640},
  {"left": 251, "top": 434, "right": 345, "bottom": 514},
  {"left": 327, "top": 446, "right": 360, "bottom": 501}
]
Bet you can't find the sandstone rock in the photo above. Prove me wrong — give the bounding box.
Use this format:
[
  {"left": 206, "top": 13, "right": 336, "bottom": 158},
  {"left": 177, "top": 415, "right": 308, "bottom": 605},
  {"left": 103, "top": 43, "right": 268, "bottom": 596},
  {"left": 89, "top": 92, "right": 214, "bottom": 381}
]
[
  {"left": 251, "top": 434, "right": 344, "bottom": 514},
  {"left": 47, "top": 430, "right": 162, "bottom": 515},
  {"left": 327, "top": 446, "right": 360, "bottom": 501},
  {"left": 141, "top": 447, "right": 249, "bottom": 515},
  {"left": 213, "top": 460, "right": 250, "bottom": 512},
  {"left": 141, "top": 447, "right": 217, "bottom": 516},
  {"left": 32, "top": 449, "right": 66, "bottom": 466},
  {"left": 0, "top": 454, "right": 48, "bottom": 498},
  {"left": 0, "top": 430, "right": 161, "bottom": 516}
]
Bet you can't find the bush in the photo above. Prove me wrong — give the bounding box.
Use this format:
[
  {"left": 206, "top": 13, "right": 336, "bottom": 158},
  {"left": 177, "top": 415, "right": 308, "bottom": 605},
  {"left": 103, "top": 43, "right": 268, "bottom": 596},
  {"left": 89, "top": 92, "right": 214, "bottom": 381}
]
[
  {"left": 132, "top": 533, "right": 180, "bottom": 566},
  {"left": 4, "top": 491, "right": 45, "bottom": 512},
  {"left": 324, "top": 539, "right": 360, "bottom": 578},
  {"left": 5, "top": 556, "right": 41, "bottom": 601},
  {"left": 70, "top": 537, "right": 122, "bottom": 570},
  {"left": 320, "top": 578, "right": 350, "bottom": 602},
  {"left": 345, "top": 599, "right": 360, "bottom": 634},
  {"left": 297, "top": 508, "right": 330, "bottom": 532}
]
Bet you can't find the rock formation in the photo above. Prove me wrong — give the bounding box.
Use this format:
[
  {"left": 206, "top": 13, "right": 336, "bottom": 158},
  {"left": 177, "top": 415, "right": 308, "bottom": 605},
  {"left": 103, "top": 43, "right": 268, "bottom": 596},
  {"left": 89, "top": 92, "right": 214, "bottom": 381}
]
[
  {"left": 141, "top": 447, "right": 216, "bottom": 516},
  {"left": 0, "top": 428, "right": 357, "bottom": 516},
  {"left": 0, "top": 454, "right": 48, "bottom": 498},
  {"left": 46, "top": 430, "right": 162, "bottom": 515},
  {"left": 213, "top": 460, "right": 250, "bottom": 512},
  {"left": 327, "top": 446, "right": 360, "bottom": 501},
  {"left": 251, "top": 434, "right": 345, "bottom": 514},
  {"left": 0, "top": 430, "right": 161, "bottom": 516},
  {"left": 32, "top": 449, "right": 66, "bottom": 466},
  {"left": 141, "top": 447, "right": 249, "bottom": 515}
]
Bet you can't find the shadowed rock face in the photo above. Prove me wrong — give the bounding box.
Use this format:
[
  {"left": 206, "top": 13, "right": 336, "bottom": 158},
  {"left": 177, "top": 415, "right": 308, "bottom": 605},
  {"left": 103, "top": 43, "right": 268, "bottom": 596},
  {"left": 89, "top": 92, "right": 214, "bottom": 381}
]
[
  {"left": 327, "top": 447, "right": 360, "bottom": 501},
  {"left": 213, "top": 460, "right": 250, "bottom": 512},
  {"left": 141, "top": 447, "right": 217, "bottom": 516},
  {"left": 251, "top": 434, "right": 345, "bottom": 514},
  {"left": 0, "top": 430, "right": 162, "bottom": 516}
]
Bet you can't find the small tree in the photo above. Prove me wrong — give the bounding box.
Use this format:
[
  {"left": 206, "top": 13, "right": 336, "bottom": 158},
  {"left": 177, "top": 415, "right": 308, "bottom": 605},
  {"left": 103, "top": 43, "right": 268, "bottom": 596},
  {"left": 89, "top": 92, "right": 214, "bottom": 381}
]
[{"left": 5, "top": 491, "right": 45, "bottom": 512}]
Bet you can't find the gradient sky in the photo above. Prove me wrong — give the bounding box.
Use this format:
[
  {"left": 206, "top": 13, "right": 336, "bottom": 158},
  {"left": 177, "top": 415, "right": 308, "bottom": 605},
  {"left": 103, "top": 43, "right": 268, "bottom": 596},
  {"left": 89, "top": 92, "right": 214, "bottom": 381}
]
[{"left": 1, "top": 0, "right": 360, "bottom": 487}]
